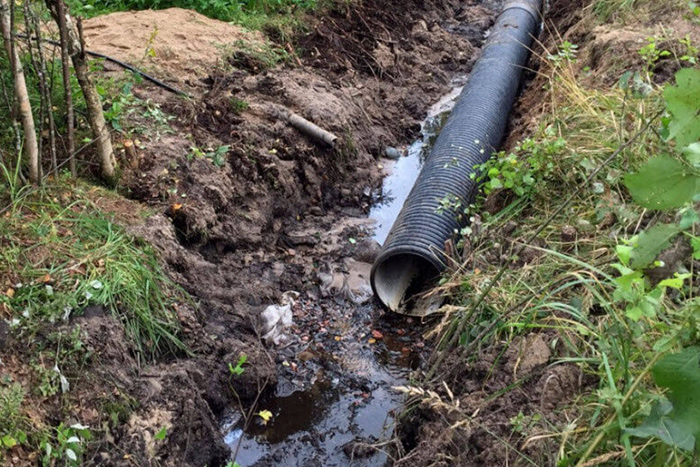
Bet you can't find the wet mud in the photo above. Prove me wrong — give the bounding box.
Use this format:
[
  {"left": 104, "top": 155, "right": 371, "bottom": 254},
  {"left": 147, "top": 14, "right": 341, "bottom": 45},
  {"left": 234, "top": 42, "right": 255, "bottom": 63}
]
[{"left": 102, "top": 1, "right": 505, "bottom": 465}]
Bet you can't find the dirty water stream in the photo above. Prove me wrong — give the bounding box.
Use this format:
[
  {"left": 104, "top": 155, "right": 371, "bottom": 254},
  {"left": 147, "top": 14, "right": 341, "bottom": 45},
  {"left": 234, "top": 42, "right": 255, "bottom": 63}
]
[{"left": 221, "top": 79, "right": 466, "bottom": 467}]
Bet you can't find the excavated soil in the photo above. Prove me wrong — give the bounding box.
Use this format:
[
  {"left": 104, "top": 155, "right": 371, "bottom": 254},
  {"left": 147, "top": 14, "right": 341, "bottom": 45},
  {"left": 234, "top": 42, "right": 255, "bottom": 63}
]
[
  {"left": 2, "top": 0, "right": 646, "bottom": 465},
  {"left": 0, "top": 1, "right": 506, "bottom": 466},
  {"left": 110, "top": 1, "right": 495, "bottom": 463},
  {"left": 82, "top": 8, "right": 266, "bottom": 87}
]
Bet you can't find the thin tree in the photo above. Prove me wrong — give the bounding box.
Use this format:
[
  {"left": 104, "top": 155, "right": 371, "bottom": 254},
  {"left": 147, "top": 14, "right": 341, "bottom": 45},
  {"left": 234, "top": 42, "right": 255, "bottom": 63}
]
[
  {"left": 45, "top": 0, "right": 115, "bottom": 180},
  {"left": 0, "top": 0, "right": 39, "bottom": 183},
  {"left": 56, "top": 0, "right": 75, "bottom": 176},
  {"left": 25, "top": 0, "right": 58, "bottom": 176}
]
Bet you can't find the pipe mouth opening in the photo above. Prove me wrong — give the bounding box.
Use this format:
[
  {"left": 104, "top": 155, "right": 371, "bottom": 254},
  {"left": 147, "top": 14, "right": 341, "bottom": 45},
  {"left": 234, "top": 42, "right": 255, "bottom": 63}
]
[{"left": 371, "top": 252, "right": 441, "bottom": 314}]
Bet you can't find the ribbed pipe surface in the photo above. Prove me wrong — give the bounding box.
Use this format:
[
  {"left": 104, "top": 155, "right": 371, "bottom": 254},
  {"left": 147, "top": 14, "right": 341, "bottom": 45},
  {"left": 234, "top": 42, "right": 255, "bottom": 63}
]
[{"left": 371, "top": 0, "right": 543, "bottom": 313}]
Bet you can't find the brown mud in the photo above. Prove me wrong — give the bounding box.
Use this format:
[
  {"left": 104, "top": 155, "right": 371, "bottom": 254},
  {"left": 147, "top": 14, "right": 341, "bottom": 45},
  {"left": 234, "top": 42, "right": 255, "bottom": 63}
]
[
  {"left": 0, "top": 1, "right": 506, "bottom": 466},
  {"left": 1, "top": 0, "right": 645, "bottom": 464}
]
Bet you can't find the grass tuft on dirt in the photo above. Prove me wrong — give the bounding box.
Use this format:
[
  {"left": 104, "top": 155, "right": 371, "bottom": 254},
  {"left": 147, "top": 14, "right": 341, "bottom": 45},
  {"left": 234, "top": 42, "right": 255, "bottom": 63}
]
[{"left": 0, "top": 175, "right": 187, "bottom": 361}]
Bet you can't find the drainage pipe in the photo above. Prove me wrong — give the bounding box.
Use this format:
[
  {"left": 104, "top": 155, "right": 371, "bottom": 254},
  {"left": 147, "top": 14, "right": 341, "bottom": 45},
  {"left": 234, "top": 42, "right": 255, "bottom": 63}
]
[{"left": 370, "top": 0, "right": 543, "bottom": 313}]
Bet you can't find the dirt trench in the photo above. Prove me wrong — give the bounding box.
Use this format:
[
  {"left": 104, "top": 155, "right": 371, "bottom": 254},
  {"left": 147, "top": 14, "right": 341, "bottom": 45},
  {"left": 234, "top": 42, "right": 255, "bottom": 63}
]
[{"left": 65, "top": 1, "right": 507, "bottom": 466}]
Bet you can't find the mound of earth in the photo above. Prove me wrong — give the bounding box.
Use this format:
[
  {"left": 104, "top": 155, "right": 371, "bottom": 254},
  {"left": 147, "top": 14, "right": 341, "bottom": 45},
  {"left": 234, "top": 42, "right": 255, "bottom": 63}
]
[{"left": 82, "top": 8, "right": 265, "bottom": 86}]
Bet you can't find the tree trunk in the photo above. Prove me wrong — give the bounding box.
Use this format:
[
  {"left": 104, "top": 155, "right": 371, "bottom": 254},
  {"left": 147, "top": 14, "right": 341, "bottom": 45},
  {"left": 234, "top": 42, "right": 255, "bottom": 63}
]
[
  {"left": 46, "top": 0, "right": 115, "bottom": 180},
  {"left": 56, "top": 0, "right": 75, "bottom": 176},
  {"left": 0, "top": 0, "right": 39, "bottom": 184},
  {"left": 26, "top": 0, "right": 58, "bottom": 176}
]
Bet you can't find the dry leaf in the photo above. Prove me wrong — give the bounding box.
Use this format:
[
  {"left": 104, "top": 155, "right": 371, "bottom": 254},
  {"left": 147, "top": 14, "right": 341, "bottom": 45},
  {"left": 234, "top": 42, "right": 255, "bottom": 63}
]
[{"left": 257, "top": 410, "right": 273, "bottom": 425}]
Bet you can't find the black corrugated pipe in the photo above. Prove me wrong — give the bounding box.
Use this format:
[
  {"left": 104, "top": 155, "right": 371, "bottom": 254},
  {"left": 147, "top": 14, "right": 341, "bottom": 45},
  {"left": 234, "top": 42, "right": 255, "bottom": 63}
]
[{"left": 370, "top": 0, "right": 543, "bottom": 313}]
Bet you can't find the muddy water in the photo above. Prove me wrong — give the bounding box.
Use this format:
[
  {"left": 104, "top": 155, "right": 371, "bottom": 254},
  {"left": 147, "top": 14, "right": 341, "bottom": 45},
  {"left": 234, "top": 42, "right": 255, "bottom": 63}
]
[
  {"left": 369, "top": 76, "right": 466, "bottom": 245},
  {"left": 222, "top": 300, "right": 423, "bottom": 466},
  {"left": 221, "top": 82, "right": 465, "bottom": 467}
]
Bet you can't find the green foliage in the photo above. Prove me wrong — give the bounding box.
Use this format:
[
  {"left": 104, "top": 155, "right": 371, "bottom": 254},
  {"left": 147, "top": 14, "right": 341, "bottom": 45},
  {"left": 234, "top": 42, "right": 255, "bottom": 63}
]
[
  {"left": 0, "top": 183, "right": 187, "bottom": 360},
  {"left": 628, "top": 348, "right": 700, "bottom": 451},
  {"left": 664, "top": 68, "right": 700, "bottom": 148},
  {"left": 228, "top": 354, "right": 248, "bottom": 376},
  {"left": 628, "top": 223, "right": 683, "bottom": 269},
  {"left": 546, "top": 41, "right": 579, "bottom": 64},
  {"left": 638, "top": 37, "right": 671, "bottom": 73},
  {"left": 611, "top": 242, "right": 689, "bottom": 321},
  {"left": 472, "top": 134, "right": 562, "bottom": 198},
  {"left": 625, "top": 156, "right": 699, "bottom": 210},
  {"left": 230, "top": 97, "right": 250, "bottom": 113},
  {"left": 0, "top": 384, "right": 28, "bottom": 454},
  {"left": 155, "top": 426, "right": 167, "bottom": 440},
  {"left": 227, "top": 39, "right": 290, "bottom": 72},
  {"left": 690, "top": 1, "right": 700, "bottom": 23},
  {"left": 41, "top": 423, "right": 92, "bottom": 466},
  {"left": 67, "top": 0, "right": 321, "bottom": 24},
  {"left": 98, "top": 77, "right": 173, "bottom": 136},
  {"left": 593, "top": 0, "right": 638, "bottom": 20},
  {"left": 189, "top": 145, "right": 230, "bottom": 167}
]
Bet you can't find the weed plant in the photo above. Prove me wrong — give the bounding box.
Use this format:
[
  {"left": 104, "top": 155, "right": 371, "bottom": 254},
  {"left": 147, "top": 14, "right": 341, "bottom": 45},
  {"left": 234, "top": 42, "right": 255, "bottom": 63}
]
[{"left": 425, "top": 7, "right": 700, "bottom": 465}]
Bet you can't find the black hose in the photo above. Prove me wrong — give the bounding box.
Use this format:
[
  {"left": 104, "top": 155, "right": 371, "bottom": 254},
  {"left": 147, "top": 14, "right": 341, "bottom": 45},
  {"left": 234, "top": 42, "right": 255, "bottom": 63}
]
[
  {"left": 370, "top": 0, "right": 543, "bottom": 313},
  {"left": 16, "top": 33, "right": 190, "bottom": 97}
]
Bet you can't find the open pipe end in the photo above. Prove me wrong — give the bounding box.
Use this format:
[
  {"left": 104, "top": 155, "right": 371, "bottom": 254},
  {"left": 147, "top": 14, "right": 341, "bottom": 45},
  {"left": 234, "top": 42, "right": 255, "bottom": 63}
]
[{"left": 370, "top": 252, "right": 441, "bottom": 314}]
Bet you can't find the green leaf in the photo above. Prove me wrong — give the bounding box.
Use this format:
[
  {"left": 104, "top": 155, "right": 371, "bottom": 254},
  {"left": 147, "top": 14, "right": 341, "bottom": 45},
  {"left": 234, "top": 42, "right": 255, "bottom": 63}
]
[
  {"left": 684, "top": 142, "right": 700, "bottom": 168},
  {"left": 658, "top": 273, "right": 691, "bottom": 290},
  {"left": 692, "top": 236, "right": 700, "bottom": 260},
  {"left": 680, "top": 208, "right": 700, "bottom": 229},
  {"left": 629, "top": 223, "right": 683, "bottom": 269},
  {"left": 616, "top": 244, "right": 633, "bottom": 266},
  {"left": 1, "top": 435, "right": 17, "bottom": 448},
  {"left": 625, "top": 305, "right": 643, "bottom": 321},
  {"left": 628, "top": 399, "right": 695, "bottom": 451},
  {"left": 155, "top": 426, "right": 167, "bottom": 441},
  {"left": 228, "top": 354, "right": 247, "bottom": 376},
  {"left": 664, "top": 68, "right": 700, "bottom": 148},
  {"left": 629, "top": 348, "right": 700, "bottom": 451},
  {"left": 625, "top": 156, "right": 700, "bottom": 210}
]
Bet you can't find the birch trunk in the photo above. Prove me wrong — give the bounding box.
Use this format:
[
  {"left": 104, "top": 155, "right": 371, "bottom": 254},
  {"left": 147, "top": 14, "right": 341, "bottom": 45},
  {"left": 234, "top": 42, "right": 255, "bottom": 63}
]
[
  {"left": 0, "top": 0, "right": 39, "bottom": 184},
  {"left": 46, "top": 0, "right": 115, "bottom": 180}
]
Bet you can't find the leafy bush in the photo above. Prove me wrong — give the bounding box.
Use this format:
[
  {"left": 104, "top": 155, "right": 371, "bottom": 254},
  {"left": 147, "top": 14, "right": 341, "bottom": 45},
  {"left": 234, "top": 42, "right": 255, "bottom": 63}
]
[{"left": 67, "top": 0, "right": 320, "bottom": 22}]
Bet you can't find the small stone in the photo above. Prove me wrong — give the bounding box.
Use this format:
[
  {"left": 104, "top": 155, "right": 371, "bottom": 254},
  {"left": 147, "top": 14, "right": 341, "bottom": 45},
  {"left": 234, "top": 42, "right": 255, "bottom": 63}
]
[
  {"left": 561, "top": 225, "right": 577, "bottom": 243},
  {"left": 384, "top": 146, "right": 402, "bottom": 160}
]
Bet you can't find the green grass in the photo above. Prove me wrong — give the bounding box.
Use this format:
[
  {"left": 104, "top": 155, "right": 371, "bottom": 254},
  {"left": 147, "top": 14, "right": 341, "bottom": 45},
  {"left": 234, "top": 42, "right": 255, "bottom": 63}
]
[
  {"left": 0, "top": 177, "right": 187, "bottom": 361},
  {"left": 66, "top": 0, "right": 329, "bottom": 35},
  {"left": 422, "top": 20, "right": 700, "bottom": 467}
]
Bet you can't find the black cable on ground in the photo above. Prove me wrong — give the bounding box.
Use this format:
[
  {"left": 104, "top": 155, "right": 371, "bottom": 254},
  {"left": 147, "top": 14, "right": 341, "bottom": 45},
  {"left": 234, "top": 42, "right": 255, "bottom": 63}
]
[{"left": 17, "top": 33, "right": 190, "bottom": 97}]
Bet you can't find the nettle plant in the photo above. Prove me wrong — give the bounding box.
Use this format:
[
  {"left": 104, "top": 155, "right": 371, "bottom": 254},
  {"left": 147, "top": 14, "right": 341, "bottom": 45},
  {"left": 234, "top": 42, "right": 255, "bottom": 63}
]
[
  {"left": 619, "top": 67, "right": 700, "bottom": 453},
  {"left": 471, "top": 132, "right": 562, "bottom": 198}
]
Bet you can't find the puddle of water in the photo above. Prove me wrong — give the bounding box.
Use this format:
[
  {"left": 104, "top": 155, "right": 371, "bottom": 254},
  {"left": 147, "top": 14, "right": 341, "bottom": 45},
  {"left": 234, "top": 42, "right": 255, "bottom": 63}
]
[
  {"left": 220, "top": 80, "right": 465, "bottom": 467},
  {"left": 369, "top": 77, "right": 466, "bottom": 245},
  {"left": 221, "top": 299, "right": 423, "bottom": 467}
]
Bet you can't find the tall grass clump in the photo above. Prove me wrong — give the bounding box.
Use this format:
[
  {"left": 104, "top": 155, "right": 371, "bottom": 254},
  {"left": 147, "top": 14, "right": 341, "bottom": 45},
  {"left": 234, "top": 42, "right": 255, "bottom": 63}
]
[{"left": 0, "top": 176, "right": 187, "bottom": 360}]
